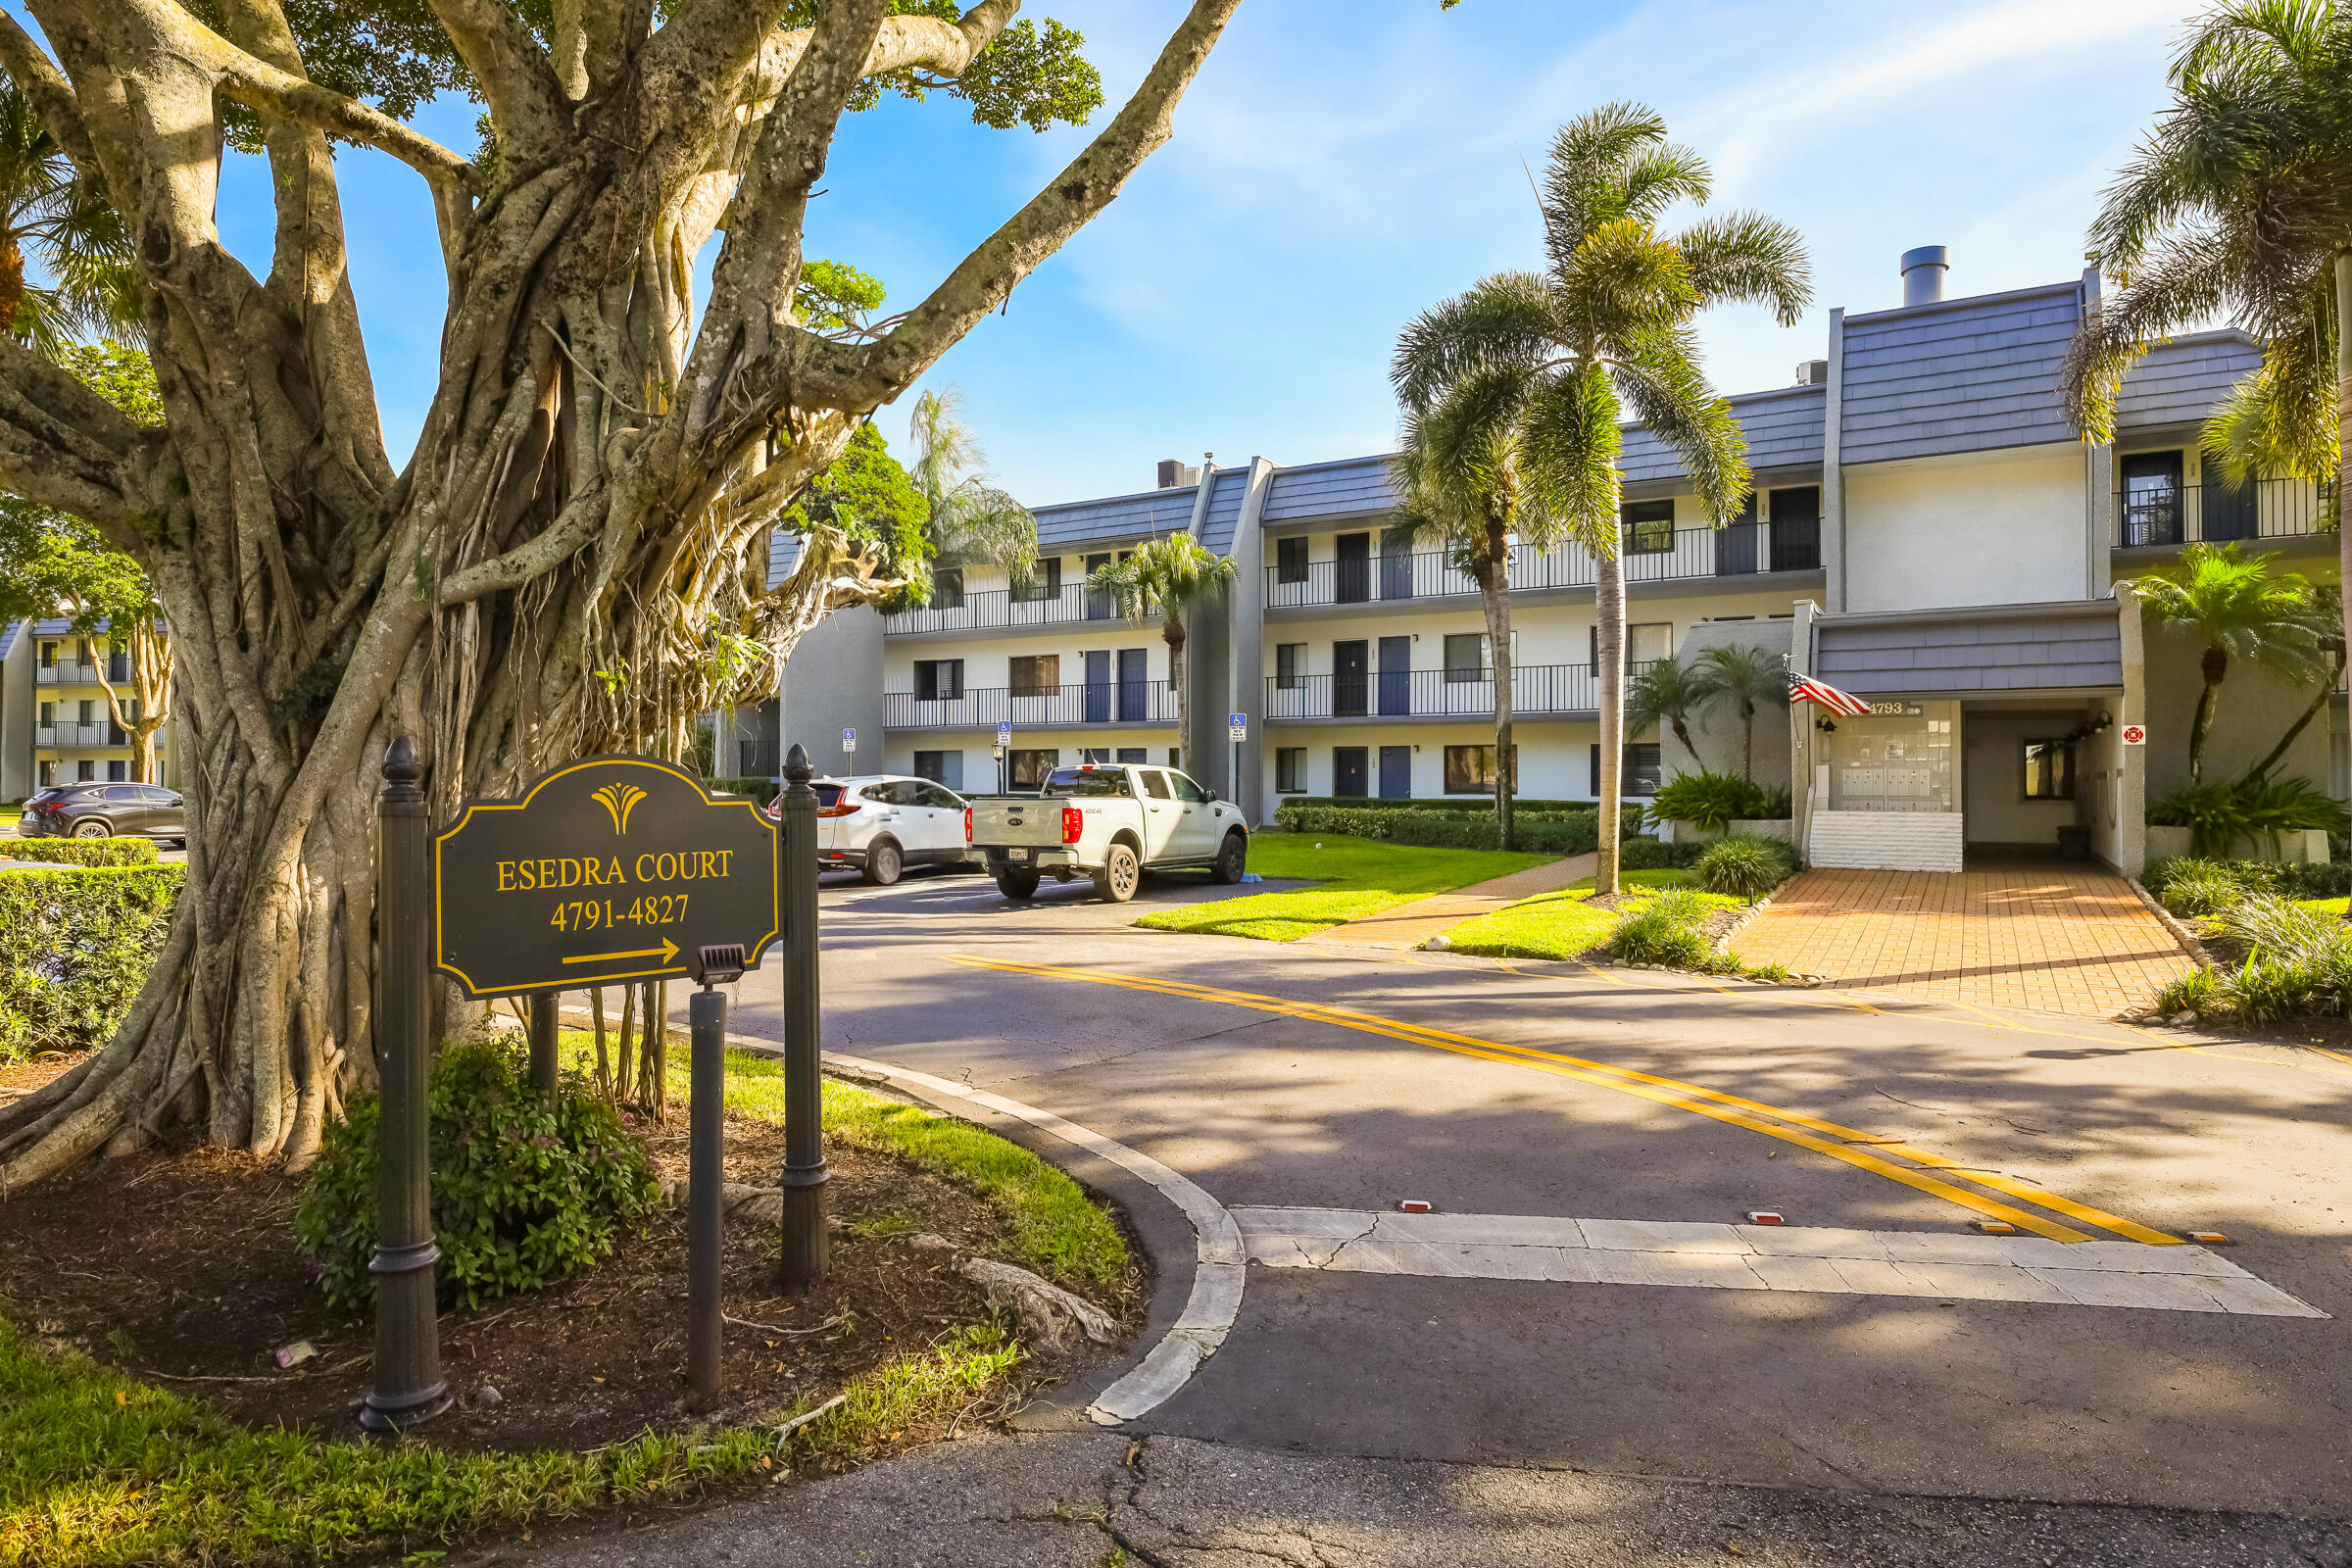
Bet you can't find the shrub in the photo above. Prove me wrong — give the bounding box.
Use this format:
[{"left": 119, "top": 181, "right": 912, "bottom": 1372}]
[
  {"left": 1648, "top": 770, "right": 1787, "bottom": 832},
  {"left": 1620, "top": 836, "right": 1706, "bottom": 869},
  {"left": 0, "top": 864, "right": 183, "bottom": 1061},
  {"left": 296, "top": 1040, "right": 660, "bottom": 1310},
  {"left": 1609, "top": 889, "right": 1730, "bottom": 969},
  {"left": 1272, "top": 804, "right": 1609, "bottom": 854},
  {"left": 2149, "top": 775, "right": 2348, "bottom": 858},
  {"left": 2143, "top": 856, "right": 2352, "bottom": 915},
  {"left": 2147, "top": 893, "right": 2352, "bottom": 1022},
  {"left": 2, "top": 837, "right": 160, "bottom": 866},
  {"left": 1270, "top": 796, "right": 1599, "bottom": 815},
  {"left": 1693, "top": 834, "right": 1794, "bottom": 902},
  {"left": 701, "top": 774, "right": 774, "bottom": 799}
]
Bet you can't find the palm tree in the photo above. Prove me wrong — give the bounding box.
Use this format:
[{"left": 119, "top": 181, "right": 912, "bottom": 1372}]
[
  {"left": 2121, "top": 543, "right": 2329, "bottom": 782},
  {"left": 1392, "top": 103, "right": 1809, "bottom": 890},
  {"left": 1691, "top": 643, "right": 1790, "bottom": 782},
  {"left": 0, "top": 89, "right": 136, "bottom": 354},
  {"left": 906, "top": 387, "right": 1036, "bottom": 589},
  {"left": 2065, "top": 4, "right": 2352, "bottom": 747},
  {"left": 1088, "top": 533, "right": 1236, "bottom": 693},
  {"left": 1627, "top": 652, "right": 1711, "bottom": 772}
]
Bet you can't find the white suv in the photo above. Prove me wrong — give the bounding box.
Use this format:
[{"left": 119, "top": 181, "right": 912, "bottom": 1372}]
[{"left": 766, "top": 774, "right": 974, "bottom": 886}]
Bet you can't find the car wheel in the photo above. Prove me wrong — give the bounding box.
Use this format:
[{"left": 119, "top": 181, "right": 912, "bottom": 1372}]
[
  {"left": 862, "top": 839, "right": 903, "bottom": 886},
  {"left": 1212, "top": 830, "right": 1248, "bottom": 884},
  {"left": 996, "top": 868, "right": 1040, "bottom": 900},
  {"left": 1092, "top": 842, "right": 1140, "bottom": 904},
  {"left": 71, "top": 817, "right": 111, "bottom": 838}
]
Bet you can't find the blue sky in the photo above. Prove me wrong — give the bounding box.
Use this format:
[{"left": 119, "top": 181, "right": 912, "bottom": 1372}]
[{"left": 203, "top": 0, "right": 2194, "bottom": 509}]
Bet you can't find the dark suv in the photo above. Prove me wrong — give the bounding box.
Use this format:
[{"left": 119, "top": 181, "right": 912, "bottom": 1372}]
[{"left": 19, "top": 782, "right": 187, "bottom": 843}]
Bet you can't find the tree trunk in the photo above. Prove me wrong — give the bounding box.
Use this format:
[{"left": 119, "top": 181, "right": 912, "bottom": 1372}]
[
  {"left": 1594, "top": 549, "right": 1628, "bottom": 893},
  {"left": 1165, "top": 613, "right": 1185, "bottom": 694},
  {"left": 1740, "top": 703, "right": 1755, "bottom": 783},
  {"left": 1479, "top": 520, "right": 1514, "bottom": 852},
  {"left": 1670, "top": 713, "right": 1699, "bottom": 769},
  {"left": 2244, "top": 654, "right": 2345, "bottom": 784},
  {"left": 2336, "top": 250, "right": 2352, "bottom": 920},
  {"left": 2189, "top": 646, "right": 2228, "bottom": 782}
]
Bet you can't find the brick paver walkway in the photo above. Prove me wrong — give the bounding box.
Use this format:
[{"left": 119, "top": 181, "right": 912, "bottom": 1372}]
[
  {"left": 1730, "top": 863, "right": 2192, "bottom": 1019},
  {"left": 1316, "top": 853, "right": 1598, "bottom": 950}
]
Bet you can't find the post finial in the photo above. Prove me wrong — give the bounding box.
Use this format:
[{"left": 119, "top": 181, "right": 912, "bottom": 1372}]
[
  {"left": 785, "top": 742, "right": 812, "bottom": 786},
  {"left": 383, "top": 736, "right": 421, "bottom": 786}
]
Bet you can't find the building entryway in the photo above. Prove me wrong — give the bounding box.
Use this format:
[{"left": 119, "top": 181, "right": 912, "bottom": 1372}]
[{"left": 1732, "top": 864, "right": 2191, "bottom": 1019}]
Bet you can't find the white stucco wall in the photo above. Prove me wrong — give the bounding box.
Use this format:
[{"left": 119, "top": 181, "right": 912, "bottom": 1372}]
[{"left": 1844, "top": 445, "right": 2087, "bottom": 613}]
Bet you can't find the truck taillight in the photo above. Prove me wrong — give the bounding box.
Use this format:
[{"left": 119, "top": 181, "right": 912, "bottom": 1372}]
[
  {"left": 963, "top": 807, "right": 973, "bottom": 843},
  {"left": 1061, "top": 806, "right": 1083, "bottom": 844}
]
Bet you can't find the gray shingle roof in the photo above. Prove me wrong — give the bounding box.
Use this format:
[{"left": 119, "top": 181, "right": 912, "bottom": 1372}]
[
  {"left": 1814, "top": 600, "right": 2122, "bottom": 693},
  {"left": 1196, "top": 466, "right": 1249, "bottom": 555},
  {"left": 1620, "top": 384, "right": 1825, "bottom": 483},
  {"left": 2114, "top": 330, "right": 2262, "bottom": 430},
  {"left": 1839, "top": 281, "right": 2084, "bottom": 465},
  {"left": 1030, "top": 486, "right": 1200, "bottom": 557},
  {"left": 1261, "top": 454, "right": 1397, "bottom": 524}
]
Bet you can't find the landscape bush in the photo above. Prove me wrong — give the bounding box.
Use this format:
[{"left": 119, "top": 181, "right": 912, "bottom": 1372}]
[
  {"left": 296, "top": 1040, "right": 660, "bottom": 1310},
  {"left": 1273, "top": 804, "right": 1613, "bottom": 854},
  {"left": 2147, "top": 775, "right": 2348, "bottom": 858},
  {"left": 2151, "top": 894, "right": 2352, "bottom": 1023},
  {"left": 1647, "top": 770, "right": 1791, "bottom": 832},
  {"left": 1619, "top": 836, "right": 1706, "bottom": 870},
  {"left": 1272, "top": 796, "right": 1606, "bottom": 815},
  {"left": 2143, "top": 856, "right": 2352, "bottom": 915},
  {"left": 1692, "top": 834, "right": 1796, "bottom": 902},
  {"left": 0, "top": 864, "right": 183, "bottom": 1061},
  {"left": 1609, "top": 889, "right": 1736, "bottom": 971},
  {"left": 1, "top": 837, "right": 160, "bottom": 867}
]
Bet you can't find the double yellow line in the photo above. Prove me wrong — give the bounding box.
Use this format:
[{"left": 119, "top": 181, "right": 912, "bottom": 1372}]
[{"left": 951, "top": 955, "right": 2177, "bottom": 1247}]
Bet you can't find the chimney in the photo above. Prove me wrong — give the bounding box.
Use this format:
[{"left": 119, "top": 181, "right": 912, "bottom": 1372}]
[
  {"left": 1900, "top": 245, "right": 1948, "bottom": 307},
  {"left": 1155, "top": 459, "right": 1201, "bottom": 489}
]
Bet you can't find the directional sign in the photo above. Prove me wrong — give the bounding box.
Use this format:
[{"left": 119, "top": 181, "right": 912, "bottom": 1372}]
[
  {"left": 2122, "top": 723, "right": 2147, "bottom": 747},
  {"left": 842, "top": 727, "right": 857, "bottom": 755},
  {"left": 1228, "top": 710, "right": 1248, "bottom": 743},
  {"left": 432, "top": 756, "right": 779, "bottom": 998}
]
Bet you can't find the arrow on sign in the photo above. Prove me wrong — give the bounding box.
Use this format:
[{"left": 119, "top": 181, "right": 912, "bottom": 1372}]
[{"left": 563, "top": 937, "right": 681, "bottom": 965}]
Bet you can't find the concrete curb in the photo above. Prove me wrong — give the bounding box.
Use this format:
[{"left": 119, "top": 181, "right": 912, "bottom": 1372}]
[
  {"left": 2127, "top": 877, "right": 2211, "bottom": 967},
  {"left": 549, "top": 1003, "right": 1243, "bottom": 1428}
]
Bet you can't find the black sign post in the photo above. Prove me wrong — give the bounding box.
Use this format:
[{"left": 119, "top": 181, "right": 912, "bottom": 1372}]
[
  {"left": 428, "top": 755, "right": 782, "bottom": 1407},
  {"left": 777, "top": 745, "right": 829, "bottom": 1292}
]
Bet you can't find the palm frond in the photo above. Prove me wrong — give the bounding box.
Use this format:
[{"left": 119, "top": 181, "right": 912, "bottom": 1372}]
[
  {"left": 1517, "top": 364, "right": 1622, "bottom": 554},
  {"left": 1675, "top": 210, "right": 1812, "bottom": 327},
  {"left": 1391, "top": 270, "right": 1557, "bottom": 412},
  {"left": 1609, "top": 319, "right": 1747, "bottom": 525}
]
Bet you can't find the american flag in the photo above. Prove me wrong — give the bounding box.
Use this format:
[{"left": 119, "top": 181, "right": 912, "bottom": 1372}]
[{"left": 1788, "top": 671, "right": 1872, "bottom": 716}]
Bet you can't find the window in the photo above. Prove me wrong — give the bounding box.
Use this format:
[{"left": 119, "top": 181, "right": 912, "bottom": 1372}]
[
  {"left": 1080, "top": 747, "right": 1112, "bottom": 763},
  {"left": 1276, "top": 536, "right": 1309, "bottom": 584},
  {"left": 1590, "top": 743, "right": 1663, "bottom": 796},
  {"left": 914, "top": 659, "right": 964, "bottom": 701},
  {"left": 38, "top": 640, "right": 55, "bottom": 667},
  {"left": 1444, "top": 633, "right": 1490, "bottom": 683},
  {"left": 912, "top": 750, "right": 964, "bottom": 791},
  {"left": 1589, "top": 623, "right": 1674, "bottom": 670},
  {"left": 76, "top": 760, "right": 95, "bottom": 781},
  {"left": 1009, "top": 557, "right": 1063, "bottom": 605},
  {"left": 1009, "top": 749, "right": 1060, "bottom": 789},
  {"left": 1170, "top": 772, "right": 1210, "bottom": 804},
  {"left": 77, "top": 699, "right": 94, "bottom": 723},
  {"left": 1623, "top": 498, "right": 1674, "bottom": 555},
  {"left": 1142, "top": 770, "right": 1173, "bottom": 800},
  {"left": 37, "top": 702, "right": 51, "bottom": 724},
  {"left": 1446, "top": 745, "right": 1517, "bottom": 795},
  {"left": 1276, "top": 643, "right": 1306, "bottom": 689},
  {"left": 917, "top": 782, "right": 963, "bottom": 809},
  {"left": 933, "top": 566, "right": 965, "bottom": 608},
  {"left": 2024, "top": 739, "right": 2076, "bottom": 800},
  {"left": 1276, "top": 747, "right": 1307, "bottom": 794},
  {"left": 36, "top": 760, "right": 54, "bottom": 787},
  {"left": 1168, "top": 748, "right": 1182, "bottom": 766},
  {"left": 1009, "top": 654, "right": 1060, "bottom": 697},
  {"left": 1116, "top": 749, "right": 1147, "bottom": 763},
  {"left": 1045, "top": 765, "right": 1130, "bottom": 797},
  {"left": 107, "top": 767, "right": 129, "bottom": 786}
]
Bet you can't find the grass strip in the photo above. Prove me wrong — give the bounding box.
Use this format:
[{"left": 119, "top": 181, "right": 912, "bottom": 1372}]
[
  {"left": 554, "top": 1035, "right": 1131, "bottom": 1296},
  {"left": 1134, "top": 833, "right": 1551, "bottom": 942},
  {"left": 1444, "top": 871, "right": 1744, "bottom": 962}
]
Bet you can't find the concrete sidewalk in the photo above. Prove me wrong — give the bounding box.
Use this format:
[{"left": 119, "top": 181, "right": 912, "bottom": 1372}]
[
  {"left": 484, "top": 1429, "right": 2352, "bottom": 1567},
  {"left": 1315, "top": 852, "right": 1596, "bottom": 950}
]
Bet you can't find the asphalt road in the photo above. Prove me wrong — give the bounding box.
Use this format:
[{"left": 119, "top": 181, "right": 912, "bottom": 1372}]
[{"left": 614, "top": 860, "right": 2352, "bottom": 1553}]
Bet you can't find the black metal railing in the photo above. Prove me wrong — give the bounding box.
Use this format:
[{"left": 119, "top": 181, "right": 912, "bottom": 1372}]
[
  {"left": 884, "top": 679, "right": 1180, "bottom": 729},
  {"left": 1265, "top": 523, "right": 1819, "bottom": 610},
  {"left": 883, "top": 582, "right": 1160, "bottom": 636},
  {"left": 2113, "top": 476, "right": 2330, "bottom": 549},
  {"left": 1264, "top": 661, "right": 1657, "bottom": 720}
]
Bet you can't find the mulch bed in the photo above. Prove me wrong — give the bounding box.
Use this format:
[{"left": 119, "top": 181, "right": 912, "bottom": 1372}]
[{"left": 0, "top": 1078, "right": 1136, "bottom": 1452}]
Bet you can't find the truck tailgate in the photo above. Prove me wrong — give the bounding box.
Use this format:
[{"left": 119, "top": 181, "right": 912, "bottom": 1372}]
[{"left": 969, "top": 800, "right": 1062, "bottom": 847}]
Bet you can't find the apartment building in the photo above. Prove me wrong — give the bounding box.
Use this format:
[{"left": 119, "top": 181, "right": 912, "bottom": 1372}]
[
  {"left": 0, "top": 618, "right": 175, "bottom": 799},
  {"left": 732, "top": 246, "right": 2340, "bottom": 877}
]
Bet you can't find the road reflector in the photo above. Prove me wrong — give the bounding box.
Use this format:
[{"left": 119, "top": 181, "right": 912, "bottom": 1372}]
[
  {"left": 1397, "top": 1199, "right": 1435, "bottom": 1214},
  {"left": 1744, "top": 1209, "right": 1784, "bottom": 1226},
  {"left": 2185, "top": 1230, "right": 2231, "bottom": 1246},
  {"left": 1972, "top": 1221, "right": 2022, "bottom": 1235}
]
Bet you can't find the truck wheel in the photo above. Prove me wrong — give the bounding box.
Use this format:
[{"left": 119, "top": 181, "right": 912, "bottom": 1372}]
[
  {"left": 996, "top": 868, "right": 1040, "bottom": 900},
  {"left": 862, "top": 839, "right": 903, "bottom": 886},
  {"left": 1092, "top": 842, "right": 1140, "bottom": 904},
  {"left": 1211, "top": 830, "right": 1248, "bottom": 884}
]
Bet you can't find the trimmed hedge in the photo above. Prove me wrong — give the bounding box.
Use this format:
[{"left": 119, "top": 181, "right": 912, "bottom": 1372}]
[
  {"left": 3, "top": 836, "right": 160, "bottom": 867},
  {"left": 0, "top": 864, "right": 184, "bottom": 1061},
  {"left": 2143, "top": 856, "right": 2352, "bottom": 908},
  {"left": 1275, "top": 804, "right": 1611, "bottom": 854},
  {"left": 1273, "top": 796, "right": 1618, "bottom": 815},
  {"left": 1621, "top": 837, "right": 1706, "bottom": 870}
]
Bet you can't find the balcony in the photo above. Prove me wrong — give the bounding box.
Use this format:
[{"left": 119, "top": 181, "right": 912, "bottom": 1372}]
[
  {"left": 1266, "top": 523, "right": 1819, "bottom": 611},
  {"left": 1265, "top": 662, "right": 1655, "bottom": 721},
  {"left": 35, "top": 661, "right": 99, "bottom": 686},
  {"left": 882, "top": 583, "right": 1157, "bottom": 637},
  {"left": 885, "top": 680, "right": 1180, "bottom": 730},
  {"left": 2113, "top": 477, "right": 2331, "bottom": 549},
  {"left": 36, "top": 722, "right": 124, "bottom": 747}
]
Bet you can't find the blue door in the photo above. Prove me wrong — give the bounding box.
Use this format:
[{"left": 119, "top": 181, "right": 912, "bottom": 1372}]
[
  {"left": 1377, "top": 636, "right": 1410, "bottom": 716},
  {"left": 1084, "top": 650, "right": 1110, "bottom": 722},
  {"left": 1378, "top": 745, "right": 1411, "bottom": 799},
  {"left": 1117, "top": 648, "right": 1149, "bottom": 721}
]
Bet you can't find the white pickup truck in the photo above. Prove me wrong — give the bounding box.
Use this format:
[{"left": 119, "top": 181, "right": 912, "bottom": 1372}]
[{"left": 966, "top": 761, "right": 1250, "bottom": 902}]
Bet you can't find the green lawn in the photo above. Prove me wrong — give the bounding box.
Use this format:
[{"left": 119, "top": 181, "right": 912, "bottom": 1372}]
[
  {"left": 1444, "top": 870, "right": 1746, "bottom": 962},
  {"left": 1134, "top": 833, "right": 1552, "bottom": 941}
]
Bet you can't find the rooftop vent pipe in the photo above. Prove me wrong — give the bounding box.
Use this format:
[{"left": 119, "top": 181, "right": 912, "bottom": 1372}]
[
  {"left": 1156, "top": 459, "right": 1202, "bottom": 489},
  {"left": 1900, "top": 245, "right": 1948, "bottom": 307}
]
